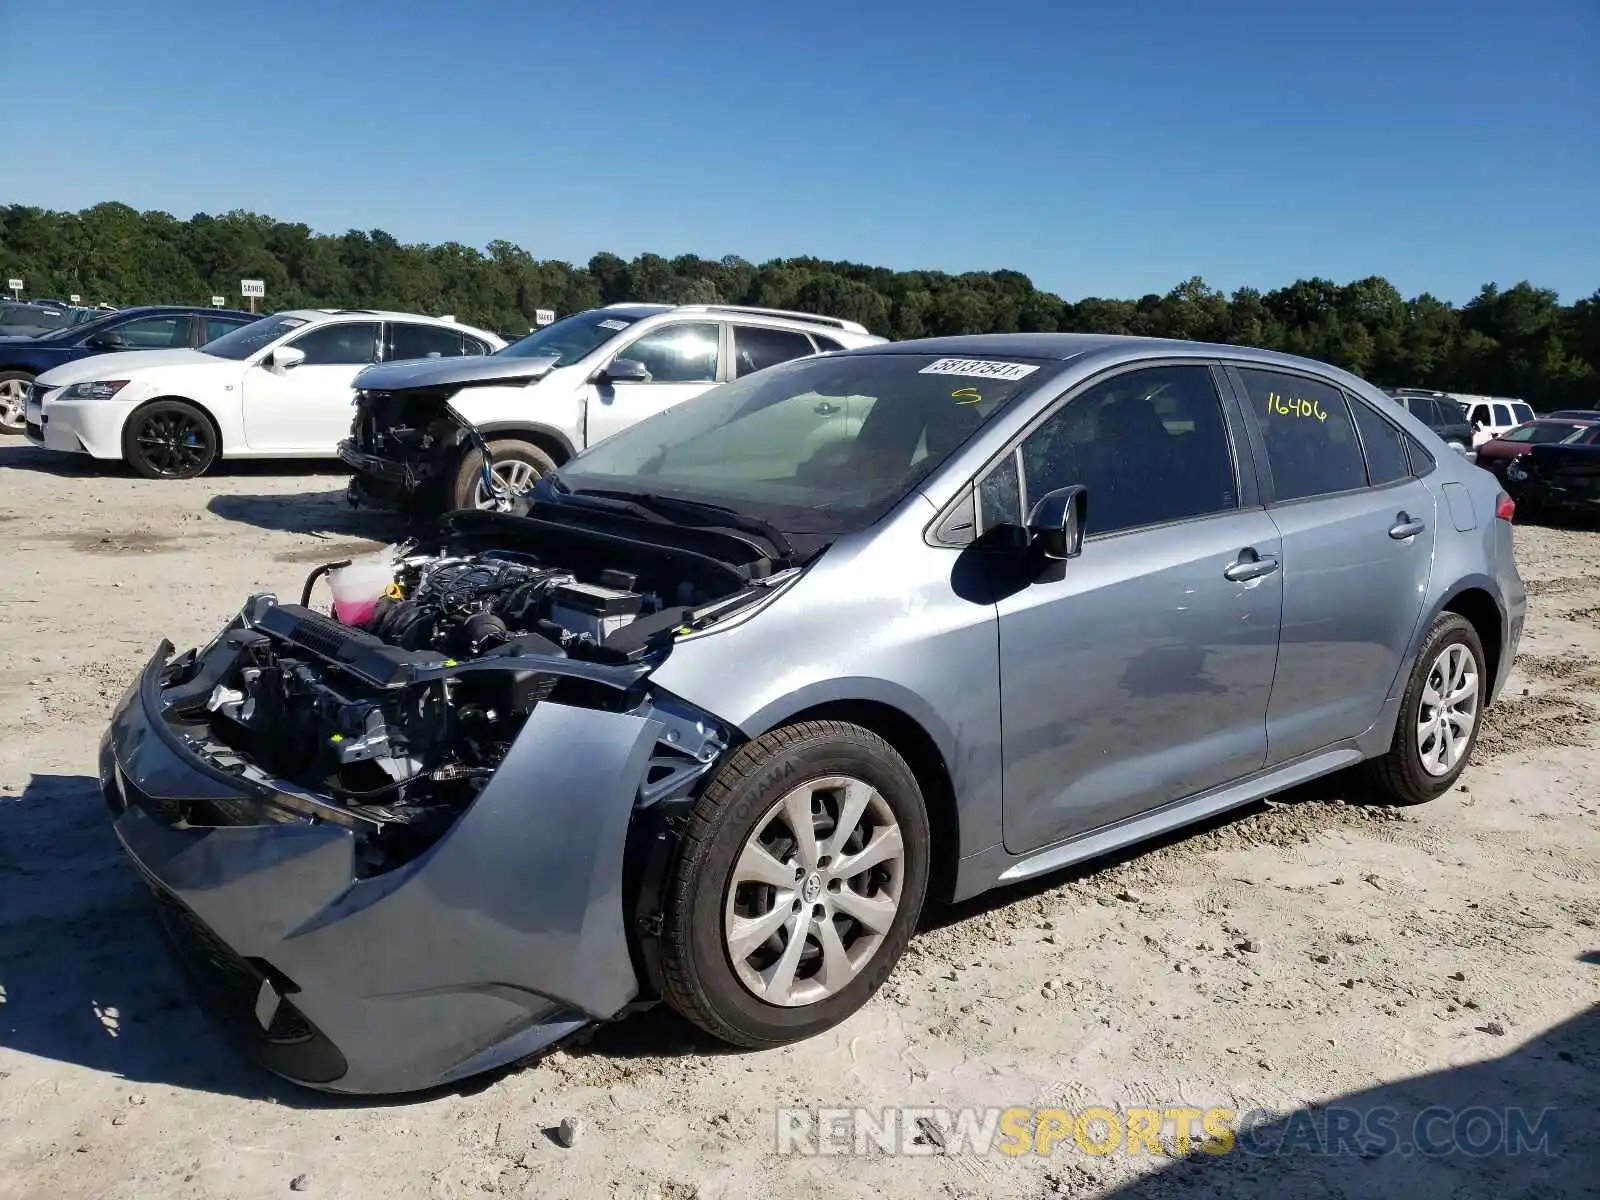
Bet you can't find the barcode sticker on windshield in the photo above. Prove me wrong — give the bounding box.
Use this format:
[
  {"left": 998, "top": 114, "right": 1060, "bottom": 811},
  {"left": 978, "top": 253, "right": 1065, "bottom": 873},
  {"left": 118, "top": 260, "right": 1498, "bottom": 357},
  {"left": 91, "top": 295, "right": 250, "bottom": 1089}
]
[
  {"left": 598, "top": 319, "right": 629, "bottom": 331},
  {"left": 919, "top": 358, "right": 1039, "bottom": 382}
]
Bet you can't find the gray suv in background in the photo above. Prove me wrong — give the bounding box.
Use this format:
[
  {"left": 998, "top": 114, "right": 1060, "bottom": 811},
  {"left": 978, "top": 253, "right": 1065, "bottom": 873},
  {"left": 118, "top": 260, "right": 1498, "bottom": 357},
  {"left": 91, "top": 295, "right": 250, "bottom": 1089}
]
[
  {"left": 1386, "top": 388, "right": 1476, "bottom": 455},
  {"left": 102, "top": 333, "right": 1524, "bottom": 1092}
]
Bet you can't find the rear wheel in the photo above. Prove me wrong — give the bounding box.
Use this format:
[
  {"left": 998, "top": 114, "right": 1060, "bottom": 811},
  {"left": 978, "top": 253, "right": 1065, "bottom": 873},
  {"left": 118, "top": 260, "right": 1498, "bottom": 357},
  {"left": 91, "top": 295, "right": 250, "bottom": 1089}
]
[
  {"left": 0, "top": 370, "right": 32, "bottom": 433},
  {"left": 659, "top": 721, "right": 930, "bottom": 1048},
  {"left": 448, "top": 437, "right": 557, "bottom": 510},
  {"left": 1363, "top": 612, "right": 1486, "bottom": 804},
  {"left": 123, "top": 400, "right": 219, "bottom": 479}
]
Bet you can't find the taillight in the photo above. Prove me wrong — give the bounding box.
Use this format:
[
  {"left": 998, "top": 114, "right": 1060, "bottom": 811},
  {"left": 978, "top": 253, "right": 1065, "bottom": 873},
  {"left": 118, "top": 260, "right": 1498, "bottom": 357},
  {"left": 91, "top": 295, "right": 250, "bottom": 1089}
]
[{"left": 1495, "top": 492, "right": 1515, "bottom": 521}]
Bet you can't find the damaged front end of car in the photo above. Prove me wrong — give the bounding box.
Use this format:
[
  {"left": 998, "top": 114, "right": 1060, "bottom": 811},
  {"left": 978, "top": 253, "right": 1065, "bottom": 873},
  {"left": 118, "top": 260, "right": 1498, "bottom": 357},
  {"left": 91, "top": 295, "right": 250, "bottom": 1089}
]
[
  {"left": 338, "top": 356, "right": 560, "bottom": 510},
  {"left": 101, "top": 506, "right": 796, "bottom": 1093}
]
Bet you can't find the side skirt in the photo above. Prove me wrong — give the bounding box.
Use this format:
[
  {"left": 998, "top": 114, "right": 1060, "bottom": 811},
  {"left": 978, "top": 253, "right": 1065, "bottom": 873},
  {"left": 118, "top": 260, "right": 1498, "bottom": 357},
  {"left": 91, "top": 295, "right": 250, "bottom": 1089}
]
[{"left": 952, "top": 743, "right": 1372, "bottom": 900}]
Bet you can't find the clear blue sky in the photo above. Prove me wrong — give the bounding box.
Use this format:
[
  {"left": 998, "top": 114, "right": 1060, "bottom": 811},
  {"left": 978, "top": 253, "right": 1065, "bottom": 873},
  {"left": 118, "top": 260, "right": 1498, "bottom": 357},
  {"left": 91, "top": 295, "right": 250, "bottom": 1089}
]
[{"left": 2, "top": 0, "right": 1595, "bottom": 303}]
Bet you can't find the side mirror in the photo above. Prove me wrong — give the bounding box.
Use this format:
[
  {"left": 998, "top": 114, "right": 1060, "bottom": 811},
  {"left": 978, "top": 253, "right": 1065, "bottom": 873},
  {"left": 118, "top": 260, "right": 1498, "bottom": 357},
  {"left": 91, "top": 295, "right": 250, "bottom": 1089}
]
[
  {"left": 596, "top": 358, "right": 650, "bottom": 384},
  {"left": 85, "top": 332, "right": 125, "bottom": 351},
  {"left": 1026, "top": 485, "right": 1088, "bottom": 561},
  {"left": 269, "top": 345, "right": 306, "bottom": 371}
]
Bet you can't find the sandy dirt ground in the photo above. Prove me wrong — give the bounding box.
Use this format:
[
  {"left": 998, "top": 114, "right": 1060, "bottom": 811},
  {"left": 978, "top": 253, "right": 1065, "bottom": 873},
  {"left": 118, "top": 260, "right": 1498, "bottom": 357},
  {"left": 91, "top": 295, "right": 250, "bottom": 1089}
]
[{"left": 0, "top": 440, "right": 1595, "bottom": 1200}]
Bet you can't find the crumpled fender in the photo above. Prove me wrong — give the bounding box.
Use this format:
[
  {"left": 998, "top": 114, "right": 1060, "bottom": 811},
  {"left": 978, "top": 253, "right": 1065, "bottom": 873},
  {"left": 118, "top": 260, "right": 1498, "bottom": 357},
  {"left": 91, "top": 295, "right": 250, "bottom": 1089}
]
[{"left": 110, "top": 676, "right": 666, "bottom": 1093}]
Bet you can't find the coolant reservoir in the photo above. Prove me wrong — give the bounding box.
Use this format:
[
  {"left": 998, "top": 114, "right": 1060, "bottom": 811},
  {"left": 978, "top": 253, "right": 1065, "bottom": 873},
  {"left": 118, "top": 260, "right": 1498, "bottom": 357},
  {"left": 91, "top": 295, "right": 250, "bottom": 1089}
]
[{"left": 327, "top": 553, "right": 398, "bottom": 627}]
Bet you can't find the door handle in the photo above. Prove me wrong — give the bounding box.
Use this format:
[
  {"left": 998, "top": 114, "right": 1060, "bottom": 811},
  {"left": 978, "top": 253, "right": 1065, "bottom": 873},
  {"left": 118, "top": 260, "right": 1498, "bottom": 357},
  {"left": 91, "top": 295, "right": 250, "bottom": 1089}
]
[
  {"left": 1388, "top": 512, "right": 1426, "bottom": 540},
  {"left": 814, "top": 401, "right": 840, "bottom": 416},
  {"left": 1224, "top": 550, "right": 1280, "bottom": 582}
]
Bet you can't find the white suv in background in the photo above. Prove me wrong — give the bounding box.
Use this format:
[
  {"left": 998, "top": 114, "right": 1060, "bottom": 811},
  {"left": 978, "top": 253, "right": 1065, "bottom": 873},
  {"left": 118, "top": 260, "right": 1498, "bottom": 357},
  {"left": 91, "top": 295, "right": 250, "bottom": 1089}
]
[
  {"left": 25, "top": 309, "right": 505, "bottom": 478},
  {"left": 1458, "top": 395, "right": 1536, "bottom": 447},
  {"left": 341, "top": 304, "right": 886, "bottom": 512}
]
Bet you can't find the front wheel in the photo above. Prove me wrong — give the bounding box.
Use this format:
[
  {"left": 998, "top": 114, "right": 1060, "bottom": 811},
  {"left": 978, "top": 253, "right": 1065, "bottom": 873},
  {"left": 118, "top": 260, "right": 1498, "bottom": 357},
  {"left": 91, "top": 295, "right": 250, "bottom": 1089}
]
[
  {"left": 659, "top": 721, "right": 930, "bottom": 1048},
  {"left": 448, "top": 437, "right": 557, "bottom": 510},
  {"left": 122, "top": 400, "right": 219, "bottom": 479},
  {"left": 0, "top": 370, "right": 33, "bottom": 433},
  {"left": 1363, "top": 612, "right": 1486, "bottom": 804}
]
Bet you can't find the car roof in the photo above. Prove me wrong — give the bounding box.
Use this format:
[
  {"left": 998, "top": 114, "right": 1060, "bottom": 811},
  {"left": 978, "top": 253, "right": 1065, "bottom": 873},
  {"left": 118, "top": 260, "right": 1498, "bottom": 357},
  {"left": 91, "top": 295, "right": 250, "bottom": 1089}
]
[
  {"left": 598, "top": 301, "right": 876, "bottom": 337},
  {"left": 109, "top": 304, "right": 255, "bottom": 317},
  {"left": 278, "top": 308, "right": 502, "bottom": 339},
  {"left": 849, "top": 331, "right": 1372, "bottom": 376}
]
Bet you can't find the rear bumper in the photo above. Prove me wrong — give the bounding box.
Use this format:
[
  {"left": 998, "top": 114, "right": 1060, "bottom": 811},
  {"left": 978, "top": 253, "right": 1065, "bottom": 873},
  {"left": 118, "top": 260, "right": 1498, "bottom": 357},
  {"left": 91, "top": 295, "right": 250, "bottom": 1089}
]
[
  {"left": 1506, "top": 476, "right": 1600, "bottom": 511},
  {"left": 103, "top": 642, "right": 663, "bottom": 1094}
]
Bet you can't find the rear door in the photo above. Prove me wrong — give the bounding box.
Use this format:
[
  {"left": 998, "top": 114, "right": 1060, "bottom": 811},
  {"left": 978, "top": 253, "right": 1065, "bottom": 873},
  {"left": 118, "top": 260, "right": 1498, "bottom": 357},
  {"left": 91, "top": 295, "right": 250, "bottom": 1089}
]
[
  {"left": 1229, "top": 365, "right": 1436, "bottom": 763},
  {"left": 241, "top": 320, "right": 381, "bottom": 452},
  {"left": 385, "top": 321, "right": 492, "bottom": 363},
  {"left": 586, "top": 320, "right": 723, "bottom": 445},
  {"left": 203, "top": 314, "right": 254, "bottom": 345}
]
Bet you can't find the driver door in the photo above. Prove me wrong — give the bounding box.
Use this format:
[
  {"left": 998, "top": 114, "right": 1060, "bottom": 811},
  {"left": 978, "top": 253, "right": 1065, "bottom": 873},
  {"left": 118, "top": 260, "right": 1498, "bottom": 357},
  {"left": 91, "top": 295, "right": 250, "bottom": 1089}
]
[
  {"left": 990, "top": 364, "right": 1282, "bottom": 853},
  {"left": 586, "top": 321, "right": 723, "bottom": 446},
  {"left": 241, "top": 321, "right": 380, "bottom": 453}
]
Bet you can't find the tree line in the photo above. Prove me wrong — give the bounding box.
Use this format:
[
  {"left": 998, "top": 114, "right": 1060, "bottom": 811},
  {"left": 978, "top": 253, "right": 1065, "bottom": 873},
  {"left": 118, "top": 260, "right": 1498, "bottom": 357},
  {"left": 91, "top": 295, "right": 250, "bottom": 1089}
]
[{"left": 2, "top": 201, "right": 1595, "bottom": 408}]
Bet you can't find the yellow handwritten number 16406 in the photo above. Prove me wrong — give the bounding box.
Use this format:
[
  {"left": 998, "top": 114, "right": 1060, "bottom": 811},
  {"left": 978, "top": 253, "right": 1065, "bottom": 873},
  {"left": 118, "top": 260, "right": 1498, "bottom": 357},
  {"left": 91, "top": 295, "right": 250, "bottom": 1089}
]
[{"left": 1267, "top": 391, "right": 1327, "bottom": 422}]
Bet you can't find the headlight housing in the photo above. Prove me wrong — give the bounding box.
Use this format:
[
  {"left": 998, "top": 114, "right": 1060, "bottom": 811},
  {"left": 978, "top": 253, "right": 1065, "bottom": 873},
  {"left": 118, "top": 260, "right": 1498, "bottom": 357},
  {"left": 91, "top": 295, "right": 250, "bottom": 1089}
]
[{"left": 63, "top": 380, "right": 130, "bottom": 400}]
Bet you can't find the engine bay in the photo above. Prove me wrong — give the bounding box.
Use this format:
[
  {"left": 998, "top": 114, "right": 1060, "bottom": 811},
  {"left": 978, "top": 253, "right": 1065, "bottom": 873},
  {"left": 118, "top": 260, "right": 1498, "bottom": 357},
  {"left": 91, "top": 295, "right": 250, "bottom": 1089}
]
[
  {"left": 151, "top": 521, "right": 772, "bottom": 872},
  {"left": 365, "top": 550, "right": 661, "bottom": 657}
]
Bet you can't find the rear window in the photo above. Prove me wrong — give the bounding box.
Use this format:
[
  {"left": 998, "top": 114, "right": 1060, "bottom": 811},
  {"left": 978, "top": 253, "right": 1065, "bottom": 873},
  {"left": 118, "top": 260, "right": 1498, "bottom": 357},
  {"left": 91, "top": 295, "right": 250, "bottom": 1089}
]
[
  {"left": 1350, "top": 398, "right": 1410, "bottom": 485},
  {"left": 1238, "top": 368, "right": 1368, "bottom": 501},
  {"left": 1499, "top": 421, "right": 1587, "bottom": 445}
]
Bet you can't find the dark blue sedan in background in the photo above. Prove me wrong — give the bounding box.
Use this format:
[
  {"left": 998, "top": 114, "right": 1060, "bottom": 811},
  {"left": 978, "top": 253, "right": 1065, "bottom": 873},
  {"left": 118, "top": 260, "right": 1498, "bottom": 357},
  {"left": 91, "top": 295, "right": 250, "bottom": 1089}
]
[{"left": 0, "top": 304, "right": 257, "bottom": 433}]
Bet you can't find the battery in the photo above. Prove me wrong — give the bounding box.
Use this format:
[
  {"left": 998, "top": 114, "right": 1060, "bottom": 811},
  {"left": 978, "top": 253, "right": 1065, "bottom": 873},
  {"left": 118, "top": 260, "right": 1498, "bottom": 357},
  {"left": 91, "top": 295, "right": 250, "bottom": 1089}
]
[{"left": 549, "top": 580, "right": 644, "bottom": 642}]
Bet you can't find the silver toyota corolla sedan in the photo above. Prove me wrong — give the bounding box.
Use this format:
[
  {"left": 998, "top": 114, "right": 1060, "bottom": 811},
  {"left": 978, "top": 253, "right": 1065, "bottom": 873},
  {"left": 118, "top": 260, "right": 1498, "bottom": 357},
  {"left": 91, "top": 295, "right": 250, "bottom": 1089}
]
[{"left": 101, "top": 333, "right": 1524, "bottom": 1093}]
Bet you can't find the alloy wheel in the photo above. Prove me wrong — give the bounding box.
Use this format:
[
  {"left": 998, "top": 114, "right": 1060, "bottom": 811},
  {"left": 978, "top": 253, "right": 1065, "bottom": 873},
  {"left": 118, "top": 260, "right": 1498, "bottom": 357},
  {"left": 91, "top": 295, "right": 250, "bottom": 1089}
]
[
  {"left": 723, "top": 775, "right": 905, "bottom": 1007},
  {"left": 1416, "top": 643, "right": 1480, "bottom": 776},
  {"left": 0, "top": 379, "right": 27, "bottom": 431},
  {"left": 473, "top": 459, "right": 539, "bottom": 509},
  {"left": 134, "top": 411, "right": 210, "bottom": 476}
]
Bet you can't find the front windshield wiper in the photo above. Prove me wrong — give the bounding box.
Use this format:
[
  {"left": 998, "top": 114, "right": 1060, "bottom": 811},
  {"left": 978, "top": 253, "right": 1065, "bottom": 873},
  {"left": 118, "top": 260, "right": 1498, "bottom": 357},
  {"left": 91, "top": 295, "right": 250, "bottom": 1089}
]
[{"left": 571, "top": 488, "right": 795, "bottom": 559}]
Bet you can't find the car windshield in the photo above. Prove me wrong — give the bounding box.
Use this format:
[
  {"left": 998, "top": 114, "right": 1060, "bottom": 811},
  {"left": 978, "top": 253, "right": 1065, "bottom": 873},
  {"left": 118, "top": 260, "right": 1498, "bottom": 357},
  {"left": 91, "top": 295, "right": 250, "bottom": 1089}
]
[
  {"left": 1499, "top": 422, "right": 1588, "bottom": 444},
  {"left": 496, "top": 309, "right": 645, "bottom": 365},
  {"left": 556, "top": 352, "right": 1047, "bottom": 536},
  {"left": 201, "top": 314, "right": 306, "bottom": 360}
]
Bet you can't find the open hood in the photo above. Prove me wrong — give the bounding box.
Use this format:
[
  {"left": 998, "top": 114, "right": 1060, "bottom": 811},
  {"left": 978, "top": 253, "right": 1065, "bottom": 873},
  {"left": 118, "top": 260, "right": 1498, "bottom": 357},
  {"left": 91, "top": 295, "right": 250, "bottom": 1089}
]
[{"left": 355, "top": 354, "right": 561, "bottom": 393}]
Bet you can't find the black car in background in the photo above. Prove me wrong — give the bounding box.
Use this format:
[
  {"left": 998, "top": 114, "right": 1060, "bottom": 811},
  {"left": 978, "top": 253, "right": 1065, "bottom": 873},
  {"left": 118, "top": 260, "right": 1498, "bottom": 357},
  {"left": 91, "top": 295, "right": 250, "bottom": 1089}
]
[
  {"left": 1385, "top": 389, "right": 1475, "bottom": 455},
  {"left": 0, "top": 304, "right": 257, "bottom": 433}
]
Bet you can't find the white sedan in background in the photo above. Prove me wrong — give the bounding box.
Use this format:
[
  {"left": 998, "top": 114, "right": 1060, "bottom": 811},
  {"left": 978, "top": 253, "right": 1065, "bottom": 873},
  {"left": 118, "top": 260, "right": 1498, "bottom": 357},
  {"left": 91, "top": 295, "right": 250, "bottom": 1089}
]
[{"left": 25, "top": 309, "right": 505, "bottom": 478}]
